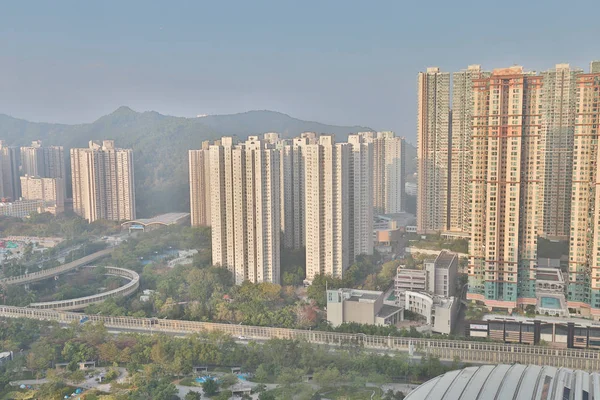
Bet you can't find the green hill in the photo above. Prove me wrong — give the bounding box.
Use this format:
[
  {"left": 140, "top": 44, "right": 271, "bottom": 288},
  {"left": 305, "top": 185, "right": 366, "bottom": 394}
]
[{"left": 0, "top": 108, "right": 391, "bottom": 217}]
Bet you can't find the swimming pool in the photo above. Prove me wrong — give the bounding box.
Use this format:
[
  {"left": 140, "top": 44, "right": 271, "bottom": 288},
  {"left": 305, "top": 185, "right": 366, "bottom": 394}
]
[{"left": 540, "top": 297, "right": 561, "bottom": 309}]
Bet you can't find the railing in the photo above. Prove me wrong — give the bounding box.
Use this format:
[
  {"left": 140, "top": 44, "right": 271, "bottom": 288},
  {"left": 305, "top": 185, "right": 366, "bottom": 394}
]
[
  {"left": 28, "top": 267, "right": 140, "bottom": 311},
  {"left": 2, "top": 305, "right": 600, "bottom": 371},
  {"left": 0, "top": 248, "right": 114, "bottom": 286}
]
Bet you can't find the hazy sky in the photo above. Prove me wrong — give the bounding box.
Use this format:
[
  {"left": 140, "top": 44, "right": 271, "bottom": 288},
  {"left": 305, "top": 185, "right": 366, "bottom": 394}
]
[{"left": 1, "top": 0, "right": 599, "bottom": 142}]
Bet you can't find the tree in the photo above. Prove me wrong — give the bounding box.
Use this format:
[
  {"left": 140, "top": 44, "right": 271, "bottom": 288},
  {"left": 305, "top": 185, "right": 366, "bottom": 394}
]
[
  {"left": 220, "top": 373, "right": 238, "bottom": 389},
  {"left": 258, "top": 392, "right": 276, "bottom": 400},
  {"left": 254, "top": 364, "right": 269, "bottom": 383},
  {"left": 185, "top": 391, "right": 201, "bottom": 400},
  {"left": 202, "top": 377, "right": 219, "bottom": 396}
]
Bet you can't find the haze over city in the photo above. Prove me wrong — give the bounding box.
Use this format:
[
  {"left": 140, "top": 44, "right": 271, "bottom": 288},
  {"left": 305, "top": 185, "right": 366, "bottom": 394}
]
[
  {"left": 1, "top": 1, "right": 600, "bottom": 399},
  {"left": 1, "top": 0, "right": 599, "bottom": 140}
]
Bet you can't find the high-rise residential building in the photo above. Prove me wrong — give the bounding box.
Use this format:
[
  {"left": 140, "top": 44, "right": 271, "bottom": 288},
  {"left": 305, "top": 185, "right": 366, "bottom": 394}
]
[
  {"left": 70, "top": 140, "right": 135, "bottom": 222},
  {"left": 305, "top": 136, "right": 351, "bottom": 281},
  {"left": 348, "top": 134, "right": 374, "bottom": 259},
  {"left": 188, "top": 141, "right": 212, "bottom": 226},
  {"left": 468, "top": 66, "right": 543, "bottom": 311},
  {"left": 210, "top": 136, "right": 280, "bottom": 284},
  {"left": 540, "top": 64, "right": 583, "bottom": 240},
  {"left": 279, "top": 136, "right": 312, "bottom": 249},
  {"left": 450, "top": 65, "right": 490, "bottom": 235},
  {"left": 0, "top": 141, "right": 20, "bottom": 201},
  {"left": 568, "top": 67, "right": 600, "bottom": 317},
  {"left": 360, "top": 131, "right": 406, "bottom": 215},
  {"left": 417, "top": 67, "right": 450, "bottom": 233},
  {"left": 20, "top": 141, "right": 65, "bottom": 180},
  {"left": 20, "top": 140, "right": 44, "bottom": 177},
  {"left": 20, "top": 175, "right": 65, "bottom": 214}
]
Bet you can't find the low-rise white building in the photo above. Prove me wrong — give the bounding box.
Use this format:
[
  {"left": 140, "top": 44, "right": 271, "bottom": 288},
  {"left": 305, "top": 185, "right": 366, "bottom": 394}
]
[{"left": 404, "top": 290, "right": 458, "bottom": 335}]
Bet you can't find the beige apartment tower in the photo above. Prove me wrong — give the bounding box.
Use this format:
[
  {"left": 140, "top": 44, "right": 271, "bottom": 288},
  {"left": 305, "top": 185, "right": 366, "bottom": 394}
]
[
  {"left": 70, "top": 140, "right": 135, "bottom": 222},
  {"left": 567, "top": 65, "right": 600, "bottom": 316},
  {"left": 417, "top": 67, "right": 450, "bottom": 233},
  {"left": 468, "top": 66, "right": 543, "bottom": 311},
  {"left": 189, "top": 141, "right": 212, "bottom": 226},
  {"left": 20, "top": 175, "right": 65, "bottom": 214},
  {"left": 450, "top": 65, "right": 490, "bottom": 235},
  {"left": 209, "top": 136, "right": 280, "bottom": 284},
  {"left": 540, "top": 64, "right": 582, "bottom": 239}
]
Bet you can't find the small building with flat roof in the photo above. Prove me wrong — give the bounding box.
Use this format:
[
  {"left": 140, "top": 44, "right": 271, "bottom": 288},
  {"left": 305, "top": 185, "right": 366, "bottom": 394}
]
[{"left": 326, "top": 288, "right": 403, "bottom": 327}]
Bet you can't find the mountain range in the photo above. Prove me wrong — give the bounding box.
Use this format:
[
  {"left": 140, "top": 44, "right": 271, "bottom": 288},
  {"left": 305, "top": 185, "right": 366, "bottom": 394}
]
[{"left": 0, "top": 107, "right": 415, "bottom": 217}]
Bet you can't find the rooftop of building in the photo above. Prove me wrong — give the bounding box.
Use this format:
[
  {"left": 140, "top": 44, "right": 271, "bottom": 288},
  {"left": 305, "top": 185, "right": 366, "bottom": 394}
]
[
  {"left": 122, "top": 212, "right": 190, "bottom": 227},
  {"left": 377, "top": 304, "right": 403, "bottom": 319},
  {"left": 434, "top": 250, "right": 456, "bottom": 269},
  {"left": 405, "top": 364, "right": 600, "bottom": 400},
  {"left": 535, "top": 267, "right": 564, "bottom": 283},
  {"left": 0, "top": 351, "right": 12, "bottom": 358},
  {"left": 331, "top": 288, "right": 383, "bottom": 303},
  {"left": 482, "top": 314, "right": 600, "bottom": 328}
]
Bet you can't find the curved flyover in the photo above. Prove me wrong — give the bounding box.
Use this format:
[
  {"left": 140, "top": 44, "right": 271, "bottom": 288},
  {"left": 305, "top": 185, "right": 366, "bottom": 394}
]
[
  {"left": 28, "top": 266, "right": 139, "bottom": 311},
  {"left": 0, "top": 248, "right": 114, "bottom": 286}
]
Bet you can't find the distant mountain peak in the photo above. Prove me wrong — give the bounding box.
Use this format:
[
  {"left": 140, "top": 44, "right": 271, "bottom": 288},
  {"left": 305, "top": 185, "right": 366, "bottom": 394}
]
[{"left": 112, "top": 106, "right": 137, "bottom": 115}]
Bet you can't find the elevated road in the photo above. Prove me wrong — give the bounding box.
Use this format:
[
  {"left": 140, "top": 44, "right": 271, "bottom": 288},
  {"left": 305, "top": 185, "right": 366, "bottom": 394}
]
[
  {"left": 28, "top": 266, "right": 139, "bottom": 311},
  {"left": 2, "top": 305, "right": 600, "bottom": 371},
  {"left": 0, "top": 248, "right": 114, "bottom": 286}
]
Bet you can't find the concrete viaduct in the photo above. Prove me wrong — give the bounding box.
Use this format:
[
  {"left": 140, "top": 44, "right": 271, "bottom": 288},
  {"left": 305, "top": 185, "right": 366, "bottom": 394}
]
[
  {"left": 0, "top": 248, "right": 114, "bottom": 286},
  {"left": 2, "top": 305, "right": 600, "bottom": 371}
]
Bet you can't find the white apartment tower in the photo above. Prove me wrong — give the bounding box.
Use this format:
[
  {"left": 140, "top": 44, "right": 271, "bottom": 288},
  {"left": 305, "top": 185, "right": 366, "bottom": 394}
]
[
  {"left": 540, "top": 64, "right": 583, "bottom": 239},
  {"left": 305, "top": 136, "right": 351, "bottom": 281},
  {"left": 360, "top": 131, "right": 405, "bottom": 215},
  {"left": 348, "top": 134, "right": 374, "bottom": 258},
  {"left": 450, "top": 65, "right": 490, "bottom": 234},
  {"left": 70, "top": 140, "right": 135, "bottom": 222},
  {"left": 279, "top": 136, "right": 312, "bottom": 249},
  {"left": 468, "top": 66, "right": 543, "bottom": 310},
  {"left": 210, "top": 136, "right": 280, "bottom": 284},
  {"left": 20, "top": 141, "right": 65, "bottom": 181},
  {"left": 417, "top": 67, "right": 450, "bottom": 233},
  {"left": 189, "top": 141, "right": 212, "bottom": 226}
]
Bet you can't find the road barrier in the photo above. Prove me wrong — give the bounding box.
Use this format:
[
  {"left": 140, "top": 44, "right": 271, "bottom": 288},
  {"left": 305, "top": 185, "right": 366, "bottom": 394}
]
[{"left": 2, "top": 305, "right": 600, "bottom": 371}]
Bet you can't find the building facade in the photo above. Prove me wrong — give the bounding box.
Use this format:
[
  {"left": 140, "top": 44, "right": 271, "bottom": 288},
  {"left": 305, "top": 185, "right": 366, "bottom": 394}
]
[
  {"left": 209, "top": 136, "right": 280, "bottom": 284},
  {"left": 348, "top": 134, "right": 374, "bottom": 259},
  {"left": 450, "top": 65, "right": 490, "bottom": 235},
  {"left": 20, "top": 175, "right": 65, "bottom": 214},
  {"left": 326, "top": 288, "right": 403, "bottom": 328},
  {"left": 305, "top": 136, "right": 351, "bottom": 281},
  {"left": 540, "top": 64, "right": 582, "bottom": 239},
  {"left": 568, "top": 65, "right": 600, "bottom": 317},
  {"left": 70, "top": 140, "right": 135, "bottom": 222},
  {"left": 0, "top": 142, "right": 20, "bottom": 201},
  {"left": 425, "top": 250, "right": 458, "bottom": 297},
  {"left": 279, "top": 135, "right": 313, "bottom": 249},
  {"left": 468, "top": 66, "right": 543, "bottom": 311},
  {"left": 417, "top": 67, "right": 450, "bottom": 233},
  {"left": 188, "top": 141, "right": 212, "bottom": 226},
  {"left": 20, "top": 141, "right": 65, "bottom": 183}
]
